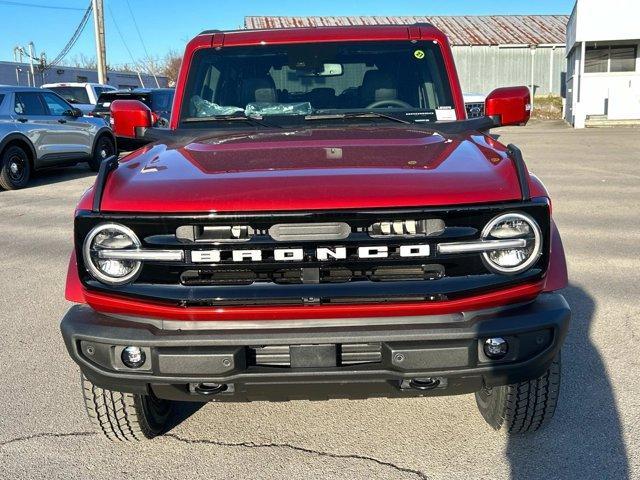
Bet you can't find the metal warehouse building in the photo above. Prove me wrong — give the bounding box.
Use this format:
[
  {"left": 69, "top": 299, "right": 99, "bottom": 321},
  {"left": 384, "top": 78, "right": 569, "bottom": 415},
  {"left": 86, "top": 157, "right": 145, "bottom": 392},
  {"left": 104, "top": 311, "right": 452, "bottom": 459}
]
[
  {"left": 245, "top": 16, "right": 568, "bottom": 97},
  {"left": 0, "top": 61, "right": 168, "bottom": 89}
]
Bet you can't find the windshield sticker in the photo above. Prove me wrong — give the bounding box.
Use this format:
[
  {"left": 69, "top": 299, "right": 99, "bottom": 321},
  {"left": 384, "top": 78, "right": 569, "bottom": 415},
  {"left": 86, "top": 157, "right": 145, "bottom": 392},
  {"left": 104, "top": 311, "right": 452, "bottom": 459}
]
[
  {"left": 435, "top": 108, "right": 456, "bottom": 121},
  {"left": 413, "top": 49, "right": 425, "bottom": 60}
]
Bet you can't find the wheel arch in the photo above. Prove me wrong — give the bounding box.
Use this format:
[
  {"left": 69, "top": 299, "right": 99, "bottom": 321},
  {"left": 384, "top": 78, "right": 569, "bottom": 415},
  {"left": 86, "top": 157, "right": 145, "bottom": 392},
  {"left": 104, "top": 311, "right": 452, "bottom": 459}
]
[
  {"left": 0, "top": 133, "right": 36, "bottom": 169},
  {"left": 91, "top": 127, "right": 117, "bottom": 158}
]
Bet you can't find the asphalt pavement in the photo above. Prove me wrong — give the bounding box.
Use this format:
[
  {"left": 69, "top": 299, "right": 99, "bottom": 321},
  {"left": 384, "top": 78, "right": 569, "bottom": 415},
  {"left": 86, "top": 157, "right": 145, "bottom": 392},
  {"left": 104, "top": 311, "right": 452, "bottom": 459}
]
[{"left": 0, "top": 120, "right": 638, "bottom": 479}]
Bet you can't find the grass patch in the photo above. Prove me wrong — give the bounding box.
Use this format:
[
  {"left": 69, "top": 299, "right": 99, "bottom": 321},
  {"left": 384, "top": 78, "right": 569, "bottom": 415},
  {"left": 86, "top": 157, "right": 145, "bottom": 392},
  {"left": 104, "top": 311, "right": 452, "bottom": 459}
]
[{"left": 531, "top": 95, "right": 563, "bottom": 120}]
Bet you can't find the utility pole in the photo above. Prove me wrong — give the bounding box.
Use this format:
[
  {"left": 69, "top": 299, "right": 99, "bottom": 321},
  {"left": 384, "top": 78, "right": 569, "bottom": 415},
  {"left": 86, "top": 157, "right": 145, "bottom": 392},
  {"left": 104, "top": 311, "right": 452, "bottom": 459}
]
[
  {"left": 92, "top": 0, "right": 107, "bottom": 84},
  {"left": 529, "top": 45, "right": 537, "bottom": 113},
  {"left": 28, "top": 42, "right": 36, "bottom": 87}
]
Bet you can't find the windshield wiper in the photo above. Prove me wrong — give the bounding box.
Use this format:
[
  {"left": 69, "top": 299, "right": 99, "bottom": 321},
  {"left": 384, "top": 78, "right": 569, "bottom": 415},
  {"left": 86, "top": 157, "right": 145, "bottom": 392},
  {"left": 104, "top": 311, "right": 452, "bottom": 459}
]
[
  {"left": 305, "top": 112, "right": 412, "bottom": 125},
  {"left": 182, "top": 114, "right": 281, "bottom": 128}
]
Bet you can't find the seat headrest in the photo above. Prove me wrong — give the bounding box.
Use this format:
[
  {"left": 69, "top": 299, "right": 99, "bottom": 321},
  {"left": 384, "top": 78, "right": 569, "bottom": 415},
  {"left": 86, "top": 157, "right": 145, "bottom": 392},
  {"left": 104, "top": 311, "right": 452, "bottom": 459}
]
[
  {"left": 308, "top": 88, "right": 336, "bottom": 109},
  {"left": 361, "top": 71, "right": 398, "bottom": 103},
  {"left": 240, "top": 77, "right": 277, "bottom": 105}
]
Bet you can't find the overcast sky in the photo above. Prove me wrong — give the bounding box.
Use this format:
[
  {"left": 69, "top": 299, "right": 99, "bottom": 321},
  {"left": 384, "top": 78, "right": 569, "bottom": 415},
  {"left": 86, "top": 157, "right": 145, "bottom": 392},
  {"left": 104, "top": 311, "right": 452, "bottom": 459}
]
[{"left": 0, "top": 0, "right": 575, "bottom": 68}]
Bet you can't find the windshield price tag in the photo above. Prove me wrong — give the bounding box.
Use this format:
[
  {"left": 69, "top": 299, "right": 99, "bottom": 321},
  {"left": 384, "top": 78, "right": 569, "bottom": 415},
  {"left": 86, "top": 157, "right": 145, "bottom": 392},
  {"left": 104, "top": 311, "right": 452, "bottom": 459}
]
[{"left": 435, "top": 108, "right": 456, "bottom": 121}]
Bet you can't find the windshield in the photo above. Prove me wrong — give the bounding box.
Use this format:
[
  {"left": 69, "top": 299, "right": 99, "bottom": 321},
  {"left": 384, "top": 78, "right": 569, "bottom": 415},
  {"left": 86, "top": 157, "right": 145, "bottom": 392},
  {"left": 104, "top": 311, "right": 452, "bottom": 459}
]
[
  {"left": 47, "top": 86, "right": 90, "bottom": 105},
  {"left": 151, "top": 90, "right": 174, "bottom": 112},
  {"left": 180, "top": 41, "right": 455, "bottom": 126}
]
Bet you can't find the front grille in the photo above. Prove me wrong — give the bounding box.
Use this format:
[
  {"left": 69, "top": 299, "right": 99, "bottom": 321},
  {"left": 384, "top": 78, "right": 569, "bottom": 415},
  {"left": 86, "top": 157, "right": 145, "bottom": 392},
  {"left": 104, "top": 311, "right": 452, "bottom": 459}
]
[
  {"left": 180, "top": 264, "right": 444, "bottom": 286},
  {"left": 250, "top": 343, "right": 382, "bottom": 367},
  {"left": 76, "top": 200, "right": 550, "bottom": 306},
  {"left": 465, "top": 102, "right": 485, "bottom": 119}
]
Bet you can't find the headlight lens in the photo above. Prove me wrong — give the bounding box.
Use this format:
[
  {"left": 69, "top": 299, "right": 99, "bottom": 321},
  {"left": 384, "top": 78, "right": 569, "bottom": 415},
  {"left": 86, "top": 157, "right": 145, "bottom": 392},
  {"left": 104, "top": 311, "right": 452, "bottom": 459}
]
[
  {"left": 481, "top": 212, "right": 542, "bottom": 274},
  {"left": 83, "top": 223, "right": 141, "bottom": 285}
]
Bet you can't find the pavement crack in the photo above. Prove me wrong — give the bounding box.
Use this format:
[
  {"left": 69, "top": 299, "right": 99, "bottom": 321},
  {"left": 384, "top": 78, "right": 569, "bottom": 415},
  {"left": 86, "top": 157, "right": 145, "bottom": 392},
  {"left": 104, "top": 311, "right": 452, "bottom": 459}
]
[
  {"left": 0, "top": 430, "right": 428, "bottom": 479},
  {"left": 0, "top": 431, "right": 96, "bottom": 448},
  {"left": 164, "top": 433, "right": 428, "bottom": 479}
]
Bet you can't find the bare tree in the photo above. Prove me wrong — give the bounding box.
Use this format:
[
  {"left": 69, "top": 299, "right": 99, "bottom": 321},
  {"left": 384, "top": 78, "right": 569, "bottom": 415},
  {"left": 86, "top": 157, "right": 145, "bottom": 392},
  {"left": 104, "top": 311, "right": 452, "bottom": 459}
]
[
  {"left": 71, "top": 53, "right": 97, "bottom": 69},
  {"left": 69, "top": 50, "right": 182, "bottom": 86},
  {"left": 161, "top": 50, "right": 182, "bottom": 86},
  {"left": 70, "top": 53, "right": 114, "bottom": 71}
]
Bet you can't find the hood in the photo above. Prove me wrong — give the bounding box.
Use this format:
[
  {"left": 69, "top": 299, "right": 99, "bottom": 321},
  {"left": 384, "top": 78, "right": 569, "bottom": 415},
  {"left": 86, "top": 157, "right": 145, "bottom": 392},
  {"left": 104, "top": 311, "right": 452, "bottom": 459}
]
[{"left": 100, "top": 125, "right": 523, "bottom": 213}]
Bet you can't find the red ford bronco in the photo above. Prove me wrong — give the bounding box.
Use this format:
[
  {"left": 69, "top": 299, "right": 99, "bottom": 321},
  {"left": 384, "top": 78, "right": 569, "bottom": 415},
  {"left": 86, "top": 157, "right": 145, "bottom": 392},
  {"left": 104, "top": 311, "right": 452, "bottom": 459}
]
[{"left": 61, "top": 24, "right": 570, "bottom": 440}]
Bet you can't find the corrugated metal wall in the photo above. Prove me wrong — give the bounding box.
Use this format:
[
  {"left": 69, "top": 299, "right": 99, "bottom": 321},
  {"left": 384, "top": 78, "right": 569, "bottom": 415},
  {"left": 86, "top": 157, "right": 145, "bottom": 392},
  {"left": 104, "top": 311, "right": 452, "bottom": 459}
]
[{"left": 452, "top": 46, "right": 566, "bottom": 96}]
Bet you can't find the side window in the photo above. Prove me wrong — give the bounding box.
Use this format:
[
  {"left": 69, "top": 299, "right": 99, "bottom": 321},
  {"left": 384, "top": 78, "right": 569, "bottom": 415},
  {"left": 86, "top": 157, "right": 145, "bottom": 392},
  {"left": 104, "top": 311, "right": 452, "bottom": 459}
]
[
  {"left": 94, "top": 87, "right": 113, "bottom": 98},
  {"left": 41, "top": 92, "right": 71, "bottom": 116},
  {"left": 585, "top": 47, "right": 609, "bottom": 73},
  {"left": 14, "top": 92, "right": 47, "bottom": 115},
  {"left": 0, "top": 94, "right": 5, "bottom": 107},
  {"left": 610, "top": 46, "right": 637, "bottom": 72}
]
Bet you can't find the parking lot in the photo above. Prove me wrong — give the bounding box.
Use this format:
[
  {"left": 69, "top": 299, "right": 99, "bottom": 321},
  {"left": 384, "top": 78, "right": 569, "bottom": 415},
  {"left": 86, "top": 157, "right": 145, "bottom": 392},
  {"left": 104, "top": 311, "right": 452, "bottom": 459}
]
[{"left": 0, "top": 120, "right": 638, "bottom": 479}]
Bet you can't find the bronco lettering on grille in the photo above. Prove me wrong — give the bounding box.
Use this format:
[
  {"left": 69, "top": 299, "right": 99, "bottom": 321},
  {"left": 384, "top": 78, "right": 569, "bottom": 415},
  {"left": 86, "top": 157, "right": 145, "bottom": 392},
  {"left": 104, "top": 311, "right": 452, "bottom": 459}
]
[{"left": 190, "top": 245, "right": 431, "bottom": 263}]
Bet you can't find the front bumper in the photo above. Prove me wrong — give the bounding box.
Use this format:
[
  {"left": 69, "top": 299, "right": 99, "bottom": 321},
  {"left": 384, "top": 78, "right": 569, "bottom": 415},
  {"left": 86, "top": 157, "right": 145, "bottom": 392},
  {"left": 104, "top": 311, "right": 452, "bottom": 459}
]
[{"left": 61, "top": 293, "right": 570, "bottom": 402}]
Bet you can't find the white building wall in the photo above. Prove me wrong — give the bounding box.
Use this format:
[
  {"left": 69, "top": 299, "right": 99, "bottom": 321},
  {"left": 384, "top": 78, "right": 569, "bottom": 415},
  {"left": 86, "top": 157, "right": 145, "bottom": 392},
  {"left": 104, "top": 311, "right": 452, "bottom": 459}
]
[
  {"left": 570, "top": 0, "right": 640, "bottom": 47},
  {"left": 580, "top": 45, "right": 640, "bottom": 118},
  {"left": 565, "top": 0, "right": 640, "bottom": 127}
]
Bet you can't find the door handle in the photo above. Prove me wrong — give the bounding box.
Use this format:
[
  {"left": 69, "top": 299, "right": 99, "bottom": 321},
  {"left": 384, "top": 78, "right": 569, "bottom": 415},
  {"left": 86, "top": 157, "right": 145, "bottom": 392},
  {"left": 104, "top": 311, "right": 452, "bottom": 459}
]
[
  {"left": 17, "top": 117, "right": 27, "bottom": 123},
  {"left": 58, "top": 119, "right": 67, "bottom": 124}
]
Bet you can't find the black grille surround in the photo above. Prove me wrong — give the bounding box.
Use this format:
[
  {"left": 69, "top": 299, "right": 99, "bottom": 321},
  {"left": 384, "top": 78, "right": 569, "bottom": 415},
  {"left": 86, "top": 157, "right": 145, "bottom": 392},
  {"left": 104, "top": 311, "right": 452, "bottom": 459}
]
[{"left": 75, "top": 199, "right": 550, "bottom": 307}]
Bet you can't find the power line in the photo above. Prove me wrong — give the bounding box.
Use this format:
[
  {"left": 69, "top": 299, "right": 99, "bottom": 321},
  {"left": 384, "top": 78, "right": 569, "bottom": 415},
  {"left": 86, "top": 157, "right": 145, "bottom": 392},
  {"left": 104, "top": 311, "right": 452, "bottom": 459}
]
[
  {"left": 107, "top": 2, "right": 147, "bottom": 86},
  {"left": 107, "top": 3, "right": 137, "bottom": 66},
  {"left": 124, "top": 0, "right": 151, "bottom": 60},
  {"left": 124, "top": 0, "right": 159, "bottom": 87},
  {"left": 47, "top": 1, "right": 93, "bottom": 68},
  {"left": 0, "top": 0, "right": 85, "bottom": 11}
]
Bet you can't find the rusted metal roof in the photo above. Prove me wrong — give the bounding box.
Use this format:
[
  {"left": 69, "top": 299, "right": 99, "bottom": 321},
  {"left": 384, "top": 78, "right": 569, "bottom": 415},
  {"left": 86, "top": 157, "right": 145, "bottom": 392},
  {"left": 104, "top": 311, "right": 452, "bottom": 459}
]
[{"left": 244, "top": 16, "right": 569, "bottom": 46}]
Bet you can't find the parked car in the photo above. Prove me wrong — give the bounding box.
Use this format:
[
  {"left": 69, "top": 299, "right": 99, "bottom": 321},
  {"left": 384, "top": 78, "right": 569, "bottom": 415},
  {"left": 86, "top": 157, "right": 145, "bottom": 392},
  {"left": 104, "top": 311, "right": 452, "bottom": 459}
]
[
  {"left": 91, "top": 88, "right": 174, "bottom": 150},
  {"left": 0, "top": 86, "right": 116, "bottom": 189},
  {"left": 92, "top": 88, "right": 174, "bottom": 127},
  {"left": 41, "top": 82, "right": 116, "bottom": 115},
  {"left": 463, "top": 93, "right": 487, "bottom": 118},
  {"left": 61, "top": 24, "right": 569, "bottom": 440}
]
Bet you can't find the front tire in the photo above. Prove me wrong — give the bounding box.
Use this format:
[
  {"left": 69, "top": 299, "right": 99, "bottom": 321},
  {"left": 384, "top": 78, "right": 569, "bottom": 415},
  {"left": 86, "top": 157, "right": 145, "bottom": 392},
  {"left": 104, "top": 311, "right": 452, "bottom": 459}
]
[
  {"left": 89, "top": 135, "right": 116, "bottom": 172},
  {"left": 0, "top": 144, "right": 31, "bottom": 190},
  {"left": 81, "top": 374, "right": 174, "bottom": 441},
  {"left": 475, "top": 353, "right": 561, "bottom": 434}
]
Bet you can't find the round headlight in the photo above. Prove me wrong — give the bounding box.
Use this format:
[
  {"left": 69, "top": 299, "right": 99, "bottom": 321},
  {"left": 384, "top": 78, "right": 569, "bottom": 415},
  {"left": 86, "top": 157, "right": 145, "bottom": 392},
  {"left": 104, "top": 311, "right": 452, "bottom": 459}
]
[
  {"left": 481, "top": 212, "right": 542, "bottom": 274},
  {"left": 83, "top": 223, "right": 141, "bottom": 285}
]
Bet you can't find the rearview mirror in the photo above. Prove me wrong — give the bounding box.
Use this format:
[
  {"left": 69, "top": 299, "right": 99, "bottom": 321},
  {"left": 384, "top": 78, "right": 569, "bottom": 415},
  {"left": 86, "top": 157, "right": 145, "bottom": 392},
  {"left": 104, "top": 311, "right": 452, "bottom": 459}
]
[
  {"left": 299, "top": 63, "right": 343, "bottom": 77},
  {"left": 110, "top": 99, "right": 152, "bottom": 138},
  {"left": 485, "top": 86, "right": 531, "bottom": 127}
]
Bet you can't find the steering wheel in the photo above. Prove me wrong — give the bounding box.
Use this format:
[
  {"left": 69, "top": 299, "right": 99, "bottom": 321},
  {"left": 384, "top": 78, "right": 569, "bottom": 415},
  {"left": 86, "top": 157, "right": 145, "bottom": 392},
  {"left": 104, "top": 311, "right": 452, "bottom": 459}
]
[{"left": 366, "top": 99, "right": 412, "bottom": 109}]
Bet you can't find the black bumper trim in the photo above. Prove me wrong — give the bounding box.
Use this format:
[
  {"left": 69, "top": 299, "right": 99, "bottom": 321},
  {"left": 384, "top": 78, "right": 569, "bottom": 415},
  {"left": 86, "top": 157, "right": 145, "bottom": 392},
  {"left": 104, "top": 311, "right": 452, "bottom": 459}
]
[{"left": 61, "top": 293, "right": 570, "bottom": 401}]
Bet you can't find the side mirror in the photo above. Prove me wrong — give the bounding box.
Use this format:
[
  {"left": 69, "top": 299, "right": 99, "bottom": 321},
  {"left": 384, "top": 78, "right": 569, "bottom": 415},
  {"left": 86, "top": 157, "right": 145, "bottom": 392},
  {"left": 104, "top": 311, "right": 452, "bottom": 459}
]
[
  {"left": 485, "top": 86, "right": 531, "bottom": 127},
  {"left": 63, "top": 108, "right": 83, "bottom": 118},
  {"left": 110, "top": 99, "right": 153, "bottom": 138}
]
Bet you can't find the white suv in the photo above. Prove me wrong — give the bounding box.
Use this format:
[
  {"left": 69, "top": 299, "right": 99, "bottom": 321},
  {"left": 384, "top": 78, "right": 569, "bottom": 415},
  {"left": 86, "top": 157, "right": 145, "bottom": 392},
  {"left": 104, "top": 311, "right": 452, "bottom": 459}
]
[{"left": 40, "top": 83, "right": 116, "bottom": 115}]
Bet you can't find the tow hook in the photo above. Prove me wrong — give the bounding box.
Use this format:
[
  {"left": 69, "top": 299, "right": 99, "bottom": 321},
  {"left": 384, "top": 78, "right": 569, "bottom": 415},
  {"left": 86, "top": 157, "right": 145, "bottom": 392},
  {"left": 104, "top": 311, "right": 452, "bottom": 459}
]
[
  {"left": 193, "top": 383, "right": 228, "bottom": 396},
  {"left": 409, "top": 377, "right": 441, "bottom": 390}
]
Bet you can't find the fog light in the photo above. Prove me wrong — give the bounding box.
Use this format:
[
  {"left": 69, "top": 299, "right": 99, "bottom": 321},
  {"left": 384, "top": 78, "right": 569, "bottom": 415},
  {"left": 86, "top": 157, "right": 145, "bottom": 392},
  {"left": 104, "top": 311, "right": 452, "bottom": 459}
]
[
  {"left": 121, "top": 346, "right": 146, "bottom": 369},
  {"left": 484, "top": 337, "right": 509, "bottom": 359}
]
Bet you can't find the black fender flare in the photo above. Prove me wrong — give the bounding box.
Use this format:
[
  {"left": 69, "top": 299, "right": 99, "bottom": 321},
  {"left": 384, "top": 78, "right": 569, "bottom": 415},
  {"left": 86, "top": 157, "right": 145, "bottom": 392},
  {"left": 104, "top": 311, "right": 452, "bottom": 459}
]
[
  {"left": 0, "top": 132, "right": 37, "bottom": 167},
  {"left": 91, "top": 127, "right": 117, "bottom": 158}
]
